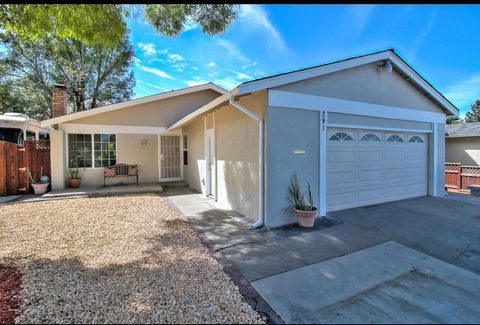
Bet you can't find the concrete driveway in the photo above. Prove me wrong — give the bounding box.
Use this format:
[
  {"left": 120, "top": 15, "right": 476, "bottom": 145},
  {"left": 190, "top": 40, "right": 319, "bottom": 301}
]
[
  {"left": 251, "top": 196, "right": 480, "bottom": 323},
  {"left": 168, "top": 189, "right": 480, "bottom": 323}
]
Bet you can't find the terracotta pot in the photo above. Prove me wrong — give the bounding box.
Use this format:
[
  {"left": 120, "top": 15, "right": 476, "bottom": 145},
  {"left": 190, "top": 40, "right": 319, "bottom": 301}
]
[
  {"left": 293, "top": 208, "right": 317, "bottom": 228},
  {"left": 31, "top": 183, "right": 49, "bottom": 195},
  {"left": 69, "top": 178, "right": 81, "bottom": 188}
]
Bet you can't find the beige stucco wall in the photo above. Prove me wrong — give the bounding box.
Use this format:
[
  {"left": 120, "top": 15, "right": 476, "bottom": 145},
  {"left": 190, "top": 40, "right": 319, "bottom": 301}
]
[
  {"left": 446, "top": 137, "right": 480, "bottom": 166},
  {"left": 51, "top": 132, "right": 159, "bottom": 188},
  {"left": 68, "top": 89, "right": 221, "bottom": 127},
  {"left": 182, "top": 117, "right": 206, "bottom": 193},
  {"left": 275, "top": 62, "right": 444, "bottom": 113},
  {"left": 182, "top": 91, "right": 266, "bottom": 223},
  {"left": 116, "top": 134, "right": 158, "bottom": 183}
]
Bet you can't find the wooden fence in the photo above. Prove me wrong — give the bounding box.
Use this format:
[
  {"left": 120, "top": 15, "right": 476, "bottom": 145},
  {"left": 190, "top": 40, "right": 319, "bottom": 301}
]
[
  {"left": 0, "top": 140, "right": 50, "bottom": 195},
  {"left": 445, "top": 162, "right": 480, "bottom": 191}
]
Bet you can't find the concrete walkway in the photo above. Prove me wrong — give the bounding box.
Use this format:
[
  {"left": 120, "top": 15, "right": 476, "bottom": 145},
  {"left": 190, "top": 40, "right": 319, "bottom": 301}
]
[{"left": 165, "top": 188, "right": 480, "bottom": 324}]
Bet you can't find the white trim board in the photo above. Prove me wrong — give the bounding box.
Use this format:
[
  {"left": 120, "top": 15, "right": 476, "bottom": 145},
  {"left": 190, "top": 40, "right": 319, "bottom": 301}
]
[
  {"left": 238, "top": 50, "right": 458, "bottom": 116},
  {"left": 60, "top": 123, "right": 167, "bottom": 134},
  {"left": 42, "top": 83, "right": 227, "bottom": 127},
  {"left": 327, "top": 124, "right": 432, "bottom": 133},
  {"left": 268, "top": 90, "right": 446, "bottom": 124}
]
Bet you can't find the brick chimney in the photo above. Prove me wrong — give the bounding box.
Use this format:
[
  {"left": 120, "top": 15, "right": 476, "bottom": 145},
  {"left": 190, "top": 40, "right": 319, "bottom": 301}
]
[{"left": 51, "top": 84, "right": 68, "bottom": 118}]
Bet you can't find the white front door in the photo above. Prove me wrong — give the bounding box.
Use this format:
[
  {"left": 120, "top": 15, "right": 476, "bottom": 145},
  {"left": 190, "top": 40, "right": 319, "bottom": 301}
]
[
  {"left": 205, "top": 129, "right": 215, "bottom": 197},
  {"left": 159, "top": 135, "right": 181, "bottom": 181},
  {"left": 327, "top": 128, "right": 428, "bottom": 212}
]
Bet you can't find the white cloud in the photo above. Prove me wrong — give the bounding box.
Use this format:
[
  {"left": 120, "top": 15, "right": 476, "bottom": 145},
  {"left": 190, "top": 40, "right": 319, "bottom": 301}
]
[
  {"left": 214, "top": 77, "right": 242, "bottom": 90},
  {"left": 185, "top": 80, "right": 208, "bottom": 87},
  {"left": 409, "top": 8, "right": 438, "bottom": 62},
  {"left": 205, "top": 62, "right": 216, "bottom": 67},
  {"left": 168, "top": 53, "right": 185, "bottom": 61},
  {"left": 350, "top": 5, "right": 376, "bottom": 36},
  {"left": 216, "top": 39, "right": 249, "bottom": 63},
  {"left": 145, "top": 83, "right": 169, "bottom": 92},
  {"left": 138, "top": 42, "right": 157, "bottom": 56},
  {"left": 137, "top": 64, "right": 174, "bottom": 79},
  {"left": 192, "top": 67, "right": 199, "bottom": 71},
  {"left": 242, "top": 62, "right": 257, "bottom": 70},
  {"left": 443, "top": 73, "right": 480, "bottom": 110},
  {"left": 228, "top": 69, "right": 251, "bottom": 80},
  {"left": 238, "top": 5, "right": 288, "bottom": 53}
]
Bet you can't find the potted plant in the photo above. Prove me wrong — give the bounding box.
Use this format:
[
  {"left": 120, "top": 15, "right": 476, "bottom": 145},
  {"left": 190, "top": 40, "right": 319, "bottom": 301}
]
[
  {"left": 68, "top": 160, "right": 82, "bottom": 188},
  {"left": 27, "top": 167, "right": 49, "bottom": 195},
  {"left": 288, "top": 175, "right": 317, "bottom": 228}
]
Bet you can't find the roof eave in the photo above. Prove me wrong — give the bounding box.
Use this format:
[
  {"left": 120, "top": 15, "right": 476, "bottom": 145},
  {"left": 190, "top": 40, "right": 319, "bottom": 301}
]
[
  {"left": 236, "top": 50, "right": 458, "bottom": 117},
  {"left": 41, "top": 82, "right": 227, "bottom": 127}
]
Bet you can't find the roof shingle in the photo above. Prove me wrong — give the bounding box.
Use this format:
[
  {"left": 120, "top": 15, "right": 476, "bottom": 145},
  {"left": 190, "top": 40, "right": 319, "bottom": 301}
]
[{"left": 446, "top": 122, "right": 480, "bottom": 137}]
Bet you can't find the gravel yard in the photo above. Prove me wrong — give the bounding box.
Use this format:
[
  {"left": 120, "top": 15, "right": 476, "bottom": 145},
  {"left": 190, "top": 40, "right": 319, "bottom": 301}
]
[{"left": 0, "top": 194, "right": 263, "bottom": 324}]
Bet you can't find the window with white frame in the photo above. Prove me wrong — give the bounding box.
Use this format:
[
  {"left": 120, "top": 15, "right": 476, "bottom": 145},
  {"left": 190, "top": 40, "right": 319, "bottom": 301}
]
[
  {"left": 68, "top": 133, "right": 116, "bottom": 168},
  {"left": 68, "top": 134, "right": 93, "bottom": 168},
  {"left": 183, "top": 134, "right": 188, "bottom": 166}
]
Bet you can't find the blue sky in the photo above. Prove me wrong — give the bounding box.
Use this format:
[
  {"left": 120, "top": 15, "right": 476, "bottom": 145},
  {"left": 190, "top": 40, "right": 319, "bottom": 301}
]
[{"left": 128, "top": 4, "right": 480, "bottom": 117}]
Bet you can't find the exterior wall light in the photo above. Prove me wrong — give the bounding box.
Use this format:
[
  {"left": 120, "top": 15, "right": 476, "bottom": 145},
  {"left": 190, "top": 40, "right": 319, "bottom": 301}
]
[{"left": 141, "top": 139, "right": 148, "bottom": 147}]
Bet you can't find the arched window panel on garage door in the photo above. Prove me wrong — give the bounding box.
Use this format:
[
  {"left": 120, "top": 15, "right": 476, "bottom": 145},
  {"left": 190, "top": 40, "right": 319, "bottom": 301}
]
[
  {"left": 328, "top": 131, "right": 354, "bottom": 142},
  {"left": 359, "top": 132, "right": 382, "bottom": 143},
  {"left": 408, "top": 135, "right": 425, "bottom": 143},
  {"left": 385, "top": 133, "right": 405, "bottom": 143}
]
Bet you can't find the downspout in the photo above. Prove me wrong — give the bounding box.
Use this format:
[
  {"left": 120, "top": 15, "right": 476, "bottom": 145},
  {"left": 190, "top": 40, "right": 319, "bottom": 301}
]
[{"left": 229, "top": 96, "right": 265, "bottom": 229}]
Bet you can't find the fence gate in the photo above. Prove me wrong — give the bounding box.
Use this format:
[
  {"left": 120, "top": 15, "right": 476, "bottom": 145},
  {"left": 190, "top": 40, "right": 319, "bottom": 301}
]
[{"left": 0, "top": 140, "right": 50, "bottom": 195}]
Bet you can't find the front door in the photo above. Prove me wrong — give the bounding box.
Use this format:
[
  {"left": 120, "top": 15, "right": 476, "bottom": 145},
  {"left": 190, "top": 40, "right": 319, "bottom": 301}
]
[{"left": 159, "top": 135, "right": 181, "bottom": 181}]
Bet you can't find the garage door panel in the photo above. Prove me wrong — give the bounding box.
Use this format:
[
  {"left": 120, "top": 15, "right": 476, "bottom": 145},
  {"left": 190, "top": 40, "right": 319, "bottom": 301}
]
[
  {"left": 384, "top": 151, "right": 406, "bottom": 161},
  {"left": 358, "top": 151, "right": 383, "bottom": 162},
  {"left": 328, "top": 151, "right": 355, "bottom": 163},
  {"left": 358, "top": 170, "right": 383, "bottom": 181},
  {"left": 327, "top": 128, "right": 428, "bottom": 212}
]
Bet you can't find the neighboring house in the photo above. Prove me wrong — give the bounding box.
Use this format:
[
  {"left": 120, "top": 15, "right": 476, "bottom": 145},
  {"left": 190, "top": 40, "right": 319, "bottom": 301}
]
[
  {"left": 0, "top": 112, "right": 50, "bottom": 145},
  {"left": 446, "top": 122, "right": 480, "bottom": 166},
  {"left": 41, "top": 49, "right": 458, "bottom": 228}
]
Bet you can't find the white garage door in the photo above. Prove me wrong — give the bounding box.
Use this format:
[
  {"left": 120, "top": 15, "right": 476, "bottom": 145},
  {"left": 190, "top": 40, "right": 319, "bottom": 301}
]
[{"left": 327, "top": 128, "right": 428, "bottom": 212}]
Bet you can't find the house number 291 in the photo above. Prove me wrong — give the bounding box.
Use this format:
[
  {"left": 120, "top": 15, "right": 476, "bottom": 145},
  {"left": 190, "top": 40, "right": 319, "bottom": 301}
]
[{"left": 321, "top": 111, "right": 326, "bottom": 131}]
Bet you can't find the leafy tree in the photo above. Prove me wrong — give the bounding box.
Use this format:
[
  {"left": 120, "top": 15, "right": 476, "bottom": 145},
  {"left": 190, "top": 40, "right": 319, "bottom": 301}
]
[
  {"left": 144, "top": 4, "right": 237, "bottom": 36},
  {"left": 0, "top": 32, "right": 135, "bottom": 119},
  {"left": 0, "top": 4, "right": 238, "bottom": 46},
  {"left": 446, "top": 116, "right": 464, "bottom": 124},
  {"left": 465, "top": 100, "right": 480, "bottom": 123}
]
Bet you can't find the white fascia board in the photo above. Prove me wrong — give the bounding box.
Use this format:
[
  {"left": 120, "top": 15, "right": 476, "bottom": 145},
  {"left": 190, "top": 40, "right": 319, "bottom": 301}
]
[
  {"left": 41, "top": 83, "right": 227, "bottom": 127},
  {"left": 269, "top": 90, "right": 446, "bottom": 124},
  {"left": 59, "top": 123, "right": 167, "bottom": 134},
  {"left": 445, "top": 134, "right": 480, "bottom": 138},
  {"left": 386, "top": 52, "right": 459, "bottom": 117},
  {"left": 168, "top": 93, "right": 230, "bottom": 130},
  {"left": 238, "top": 52, "right": 389, "bottom": 95}
]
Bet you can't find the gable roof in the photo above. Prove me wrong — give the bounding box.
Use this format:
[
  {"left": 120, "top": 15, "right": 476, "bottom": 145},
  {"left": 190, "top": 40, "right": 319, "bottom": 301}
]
[
  {"left": 41, "top": 82, "right": 227, "bottom": 127},
  {"left": 446, "top": 122, "right": 480, "bottom": 137},
  {"left": 234, "top": 49, "right": 458, "bottom": 117}
]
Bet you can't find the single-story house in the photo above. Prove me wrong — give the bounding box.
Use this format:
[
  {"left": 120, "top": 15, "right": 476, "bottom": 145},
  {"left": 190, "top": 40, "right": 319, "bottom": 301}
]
[
  {"left": 446, "top": 122, "right": 480, "bottom": 166},
  {"left": 41, "top": 49, "right": 459, "bottom": 228}
]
